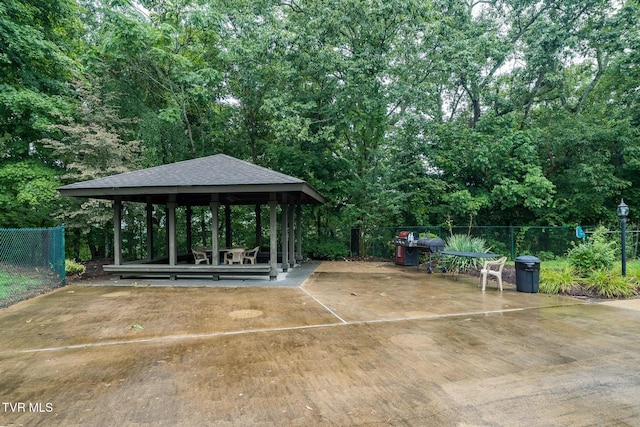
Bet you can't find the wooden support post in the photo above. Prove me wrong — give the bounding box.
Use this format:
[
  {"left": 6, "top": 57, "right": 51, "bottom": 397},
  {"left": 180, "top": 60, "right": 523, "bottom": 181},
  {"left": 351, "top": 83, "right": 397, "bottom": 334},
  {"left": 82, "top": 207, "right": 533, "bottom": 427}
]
[
  {"left": 281, "top": 203, "right": 289, "bottom": 272},
  {"left": 296, "top": 204, "right": 302, "bottom": 262},
  {"left": 255, "top": 204, "right": 262, "bottom": 248},
  {"left": 210, "top": 201, "right": 220, "bottom": 266},
  {"left": 113, "top": 198, "right": 122, "bottom": 266},
  {"left": 167, "top": 202, "right": 177, "bottom": 273},
  {"left": 186, "top": 205, "right": 192, "bottom": 255},
  {"left": 269, "top": 200, "right": 278, "bottom": 280},
  {"left": 164, "top": 206, "right": 169, "bottom": 258},
  {"left": 288, "top": 204, "right": 295, "bottom": 268},
  {"left": 146, "top": 201, "right": 154, "bottom": 261},
  {"left": 225, "top": 204, "right": 232, "bottom": 248}
]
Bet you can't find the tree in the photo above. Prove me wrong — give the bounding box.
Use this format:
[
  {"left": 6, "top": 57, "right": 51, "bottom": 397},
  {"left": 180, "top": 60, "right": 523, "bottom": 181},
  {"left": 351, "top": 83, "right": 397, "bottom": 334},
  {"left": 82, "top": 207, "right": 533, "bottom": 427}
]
[
  {"left": 437, "top": 0, "right": 614, "bottom": 127},
  {"left": 0, "top": 0, "right": 82, "bottom": 228},
  {"left": 0, "top": 161, "right": 61, "bottom": 227},
  {"left": 12, "top": 0, "right": 636, "bottom": 258},
  {"left": 0, "top": 0, "right": 80, "bottom": 160},
  {"left": 273, "top": 0, "right": 445, "bottom": 232},
  {"left": 42, "top": 81, "right": 141, "bottom": 258},
  {"left": 91, "top": 0, "right": 225, "bottom": 164},
  {"left": 428, "top": 113, "right": 555, "bottom": 226}
]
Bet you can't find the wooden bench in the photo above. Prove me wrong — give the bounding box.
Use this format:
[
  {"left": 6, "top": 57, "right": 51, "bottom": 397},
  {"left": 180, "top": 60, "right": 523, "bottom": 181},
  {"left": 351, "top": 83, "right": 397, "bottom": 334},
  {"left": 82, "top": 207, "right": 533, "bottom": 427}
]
[{"left": 103, "top": 263, "right": 273, "bottom": 280}]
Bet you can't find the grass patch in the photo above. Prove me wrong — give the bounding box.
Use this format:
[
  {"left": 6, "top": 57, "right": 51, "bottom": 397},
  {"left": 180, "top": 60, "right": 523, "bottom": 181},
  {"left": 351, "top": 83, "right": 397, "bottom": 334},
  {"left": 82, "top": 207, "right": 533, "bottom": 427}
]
[
  {"left": 537, "top": 259, "right": 569, "bottom": 270},
  {"left": 0, "top": 271, "right": 43, "bottom": 299},
  {"left": 0, "top": 271, "right": 41, "bottom": 286}
]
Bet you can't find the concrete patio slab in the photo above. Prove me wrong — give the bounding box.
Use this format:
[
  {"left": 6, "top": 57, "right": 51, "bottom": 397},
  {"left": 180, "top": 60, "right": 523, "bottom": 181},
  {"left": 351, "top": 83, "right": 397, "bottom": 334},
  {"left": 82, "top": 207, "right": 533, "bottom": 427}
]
[
  {"left": 600, "top": 297, "right": 640, "bottom": 311},
  {"left": 303, "top": 261, "right": 580, "bottom": 323},
  {"left": 1, "top": 261, "right": 639, "bottom": 426}
]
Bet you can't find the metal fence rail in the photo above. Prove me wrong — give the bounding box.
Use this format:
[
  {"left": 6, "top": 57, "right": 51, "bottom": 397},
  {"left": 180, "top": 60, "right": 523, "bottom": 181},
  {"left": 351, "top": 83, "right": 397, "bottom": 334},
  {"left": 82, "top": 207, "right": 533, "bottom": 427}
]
[{"left": 0, "top": 225, "right": 65, "bottom": 308}]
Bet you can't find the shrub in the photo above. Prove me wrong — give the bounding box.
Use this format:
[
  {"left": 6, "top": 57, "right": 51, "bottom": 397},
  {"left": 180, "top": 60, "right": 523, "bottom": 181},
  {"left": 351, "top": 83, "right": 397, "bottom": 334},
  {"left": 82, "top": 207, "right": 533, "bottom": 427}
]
[
  {"left": 65, "top": 259, "right": 86, "bottom": 276},
  {"left": 484, "top": 239, "right": 508, "bottom": 257},
  {"left": 443, "top": 234, "right": 490, "bottom": 273},
  {"left": 567, "top": 226, "right": 616, "bottom": 276},
  {"left": 584, "top": 270, "right": 638, "bottom": 298},
  {"left": 536, "top": 251, "right": 557, "bottom": 261},
  {"left": 539, "top": 265, "right": 578, "bottom": 294},
  {"left": 304, "top": 239, "right": 349, "bottom": 260}
]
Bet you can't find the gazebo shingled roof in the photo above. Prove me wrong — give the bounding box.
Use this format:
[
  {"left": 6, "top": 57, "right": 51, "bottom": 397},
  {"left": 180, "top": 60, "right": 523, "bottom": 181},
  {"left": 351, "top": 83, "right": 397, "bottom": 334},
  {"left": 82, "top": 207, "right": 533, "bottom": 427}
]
[{"left": 58, "top": 154, "right": 325, "bottom": 205}]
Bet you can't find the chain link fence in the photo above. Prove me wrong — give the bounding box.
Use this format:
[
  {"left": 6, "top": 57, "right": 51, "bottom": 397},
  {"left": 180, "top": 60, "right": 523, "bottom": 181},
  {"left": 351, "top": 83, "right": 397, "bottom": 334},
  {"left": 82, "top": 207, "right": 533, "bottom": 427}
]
[
  {"left": 306, "top": 225, "right": 640, "bottom": 261},
  {"left": 0, "top": 225, "right": 66, "bottom": 308}
]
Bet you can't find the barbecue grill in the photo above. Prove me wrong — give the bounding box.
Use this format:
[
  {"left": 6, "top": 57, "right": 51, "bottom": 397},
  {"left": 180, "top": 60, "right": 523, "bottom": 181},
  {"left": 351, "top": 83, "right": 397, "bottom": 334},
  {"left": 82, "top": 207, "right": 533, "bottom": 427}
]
[{"left": 393, "top": 232, "right": 445, "bottom": 273}]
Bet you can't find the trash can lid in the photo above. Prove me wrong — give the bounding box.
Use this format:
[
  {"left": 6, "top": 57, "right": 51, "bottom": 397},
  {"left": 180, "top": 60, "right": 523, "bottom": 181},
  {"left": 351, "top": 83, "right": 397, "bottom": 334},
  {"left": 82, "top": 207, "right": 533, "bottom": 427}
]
[{"left": 515, "top": 255, "right": 541, "bottom": 263}]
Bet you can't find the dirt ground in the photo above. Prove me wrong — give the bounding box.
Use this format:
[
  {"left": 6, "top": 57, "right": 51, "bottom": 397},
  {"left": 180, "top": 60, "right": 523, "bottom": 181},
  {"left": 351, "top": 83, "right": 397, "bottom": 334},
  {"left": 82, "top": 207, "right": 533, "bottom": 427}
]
[{"left": 2, "top": 261, "right": 640, "bottom": 426}]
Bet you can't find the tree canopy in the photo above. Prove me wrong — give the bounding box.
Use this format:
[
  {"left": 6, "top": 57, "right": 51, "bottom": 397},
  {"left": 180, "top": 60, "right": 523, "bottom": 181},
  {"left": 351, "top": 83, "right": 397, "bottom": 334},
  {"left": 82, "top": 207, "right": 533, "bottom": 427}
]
[{"left": 1, "top": 0, "right": 639, "bottom": 257}]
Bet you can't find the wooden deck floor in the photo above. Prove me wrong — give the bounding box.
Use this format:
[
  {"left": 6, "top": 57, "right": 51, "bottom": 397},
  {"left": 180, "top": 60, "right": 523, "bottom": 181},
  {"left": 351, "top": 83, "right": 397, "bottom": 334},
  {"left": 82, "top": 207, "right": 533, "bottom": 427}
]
[{"left": 103, "top": 263, "right": 272, "bottom": 279}]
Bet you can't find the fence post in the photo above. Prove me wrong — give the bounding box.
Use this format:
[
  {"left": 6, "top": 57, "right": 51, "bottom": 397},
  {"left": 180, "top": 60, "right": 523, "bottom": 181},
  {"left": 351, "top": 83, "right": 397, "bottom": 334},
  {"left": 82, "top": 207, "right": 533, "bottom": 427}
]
[
  {"left": 58, "top": 224, "right": 66, "bottom": 285},
  {"left": 510, "top": 226, "right": 515, "bottom": 259},
  {"left": 350, "top": 228, "right": 360, "bottom": 257}
]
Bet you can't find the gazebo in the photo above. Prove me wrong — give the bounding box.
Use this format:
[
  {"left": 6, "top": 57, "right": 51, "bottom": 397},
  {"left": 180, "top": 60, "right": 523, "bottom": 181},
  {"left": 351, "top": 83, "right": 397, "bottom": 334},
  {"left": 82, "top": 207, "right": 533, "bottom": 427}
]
[{"left": 58, "top": 154, "right": 325, "bottom": 280}]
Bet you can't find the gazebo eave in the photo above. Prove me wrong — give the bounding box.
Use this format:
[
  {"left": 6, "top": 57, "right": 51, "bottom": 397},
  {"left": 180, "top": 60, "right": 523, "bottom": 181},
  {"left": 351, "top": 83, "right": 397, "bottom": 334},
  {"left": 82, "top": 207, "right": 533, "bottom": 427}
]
[{"left": 58, "top": 183, "right": 325, "bottom": 206}]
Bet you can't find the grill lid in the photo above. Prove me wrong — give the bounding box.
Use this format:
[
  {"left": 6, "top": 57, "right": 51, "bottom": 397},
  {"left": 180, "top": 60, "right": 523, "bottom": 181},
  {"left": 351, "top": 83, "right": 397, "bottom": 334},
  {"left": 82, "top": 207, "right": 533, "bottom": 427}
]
[{"left": 417, "top": 237, "right": 445, "bottom": 252}]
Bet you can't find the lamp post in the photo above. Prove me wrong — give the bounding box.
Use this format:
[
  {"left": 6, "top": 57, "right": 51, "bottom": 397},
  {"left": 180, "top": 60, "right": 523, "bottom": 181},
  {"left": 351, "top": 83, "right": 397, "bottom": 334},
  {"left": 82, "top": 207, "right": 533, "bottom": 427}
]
[{"left": 617, "top": 199, "right": 629, "bottom": 277}]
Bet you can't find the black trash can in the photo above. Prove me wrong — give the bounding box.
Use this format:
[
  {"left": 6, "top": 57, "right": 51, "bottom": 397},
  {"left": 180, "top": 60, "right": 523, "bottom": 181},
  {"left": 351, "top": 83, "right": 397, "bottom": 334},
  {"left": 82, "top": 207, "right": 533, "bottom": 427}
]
[{"left": 515, "top": 255, "right": 541, "bottom": 293}]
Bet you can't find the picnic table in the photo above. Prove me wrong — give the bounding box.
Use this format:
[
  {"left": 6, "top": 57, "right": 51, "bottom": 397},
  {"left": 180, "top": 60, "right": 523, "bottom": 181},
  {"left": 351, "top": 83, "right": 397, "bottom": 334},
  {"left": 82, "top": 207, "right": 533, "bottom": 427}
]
[
  {"left": 440, "top": 251, "right": 500, "bottom": 258},
  {"left": 438, "top": 251, "right": 501, "bottom": 277}
]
